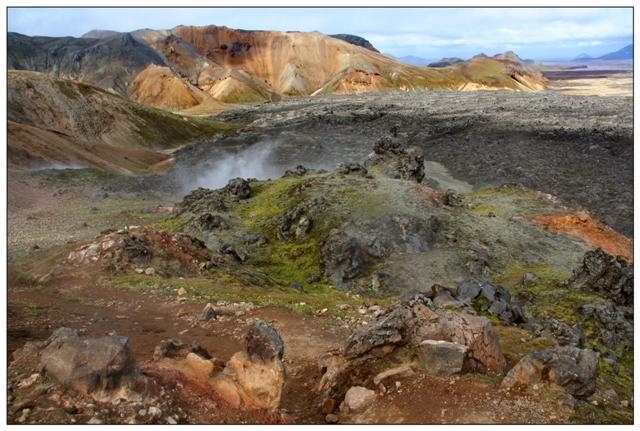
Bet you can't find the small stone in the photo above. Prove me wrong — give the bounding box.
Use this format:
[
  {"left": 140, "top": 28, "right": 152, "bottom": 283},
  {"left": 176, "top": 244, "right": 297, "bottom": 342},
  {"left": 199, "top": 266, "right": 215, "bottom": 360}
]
[
  {"left": 591, "top": 400, "right": 599, "bottom": 406},
  {"left": 137, "top": 409, "right": 147, "bottom": 417},
  {"left": 144, "top": 267, "right": 156, "bottom": 276},
  {"left": 135, "top": 268, "right": 144, "bottom": 274},
  {"left": 338, "top": 304, "right": 351, "bottom": 311},
  {"left": 177, "top": 287, "right": 187, "bottom": 297},
  {"left": 148, "top": 406, "right": 162, "bottom": 418},
  {"left": 87, "top": 417, "right": 103, "bottom": 425},
  {"left": 325, "top": 413, "right": 339, "bottom": 424},
  {"left": 621, "top": 400, "right": 629, "bottom": 408},
  {"left": 341, "top": 386, "right": 376, "bottom": 413},
  {"left": 167, "top": 417, "right": 177, "bottom": 425},
  {"left": 395, "top": 381, "right": 401, "bottom": 388}
]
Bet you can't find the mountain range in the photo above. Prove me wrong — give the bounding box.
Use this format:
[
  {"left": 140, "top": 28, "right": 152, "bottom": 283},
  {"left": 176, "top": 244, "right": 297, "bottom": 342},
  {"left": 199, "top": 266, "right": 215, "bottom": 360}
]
[{"left": 9, "top": 25, "right": 547, "bottom": 115}]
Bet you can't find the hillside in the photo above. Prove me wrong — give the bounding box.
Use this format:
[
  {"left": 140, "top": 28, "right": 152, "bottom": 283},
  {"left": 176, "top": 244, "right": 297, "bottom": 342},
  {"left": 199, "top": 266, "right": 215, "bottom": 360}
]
[
  {"left": 8, "top": 70, "right": 237, "bottom": 174},
  {"left": 8, "top": 26, "right": 547, "bottom": 113}
]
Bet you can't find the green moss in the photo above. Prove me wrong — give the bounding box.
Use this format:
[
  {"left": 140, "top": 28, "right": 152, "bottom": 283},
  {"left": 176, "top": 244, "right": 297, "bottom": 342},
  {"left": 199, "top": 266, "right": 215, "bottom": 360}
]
[
  {"left": 497, "top": 264, "right": 605, "bottom": 324},
  {"left": 31, "top": 168, "right": 118, "bottom": 187},
  {"left": 152, "top": 213, "right": 190, "bottom": 234},
  {"left": 8, "top": 300, "right": 48, "bottom": 316}
]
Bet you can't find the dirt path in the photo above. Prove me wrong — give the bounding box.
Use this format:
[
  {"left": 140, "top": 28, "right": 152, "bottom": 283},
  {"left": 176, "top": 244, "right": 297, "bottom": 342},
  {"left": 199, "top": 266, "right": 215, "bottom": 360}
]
[{"left": 8, "top": 265, "right": 573, "bottom": 424}]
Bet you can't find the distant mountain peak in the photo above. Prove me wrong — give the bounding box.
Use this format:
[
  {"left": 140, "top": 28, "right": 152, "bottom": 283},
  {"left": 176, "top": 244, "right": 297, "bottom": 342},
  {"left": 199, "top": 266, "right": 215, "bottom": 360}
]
[
  {"left": 329, "top": 34, "right": 379, "bottom": 53},
  {"left": 81, "top": 29, "right": 121, "bottom": 39},
  {"left": 598, "top": 44, "right": 632, "bottom": 60},
  {"left": 573, "top": 52, "right": 593, "bottom": 61}
]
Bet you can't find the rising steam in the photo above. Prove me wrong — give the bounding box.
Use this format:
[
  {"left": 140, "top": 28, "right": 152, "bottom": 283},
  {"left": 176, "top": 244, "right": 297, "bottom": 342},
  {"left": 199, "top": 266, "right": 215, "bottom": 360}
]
[{"left": 185, "top": 140, "right": 285, "bottom": 191}]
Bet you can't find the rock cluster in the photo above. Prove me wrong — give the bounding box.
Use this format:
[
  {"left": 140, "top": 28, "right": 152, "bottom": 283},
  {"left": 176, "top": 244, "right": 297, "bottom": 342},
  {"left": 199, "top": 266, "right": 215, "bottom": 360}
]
[
  {"left": 316, "top": 294, "right": 506, "bottom": 411},
  {"left": 365, "top": 137, "right": 425, "bottom": 183}
]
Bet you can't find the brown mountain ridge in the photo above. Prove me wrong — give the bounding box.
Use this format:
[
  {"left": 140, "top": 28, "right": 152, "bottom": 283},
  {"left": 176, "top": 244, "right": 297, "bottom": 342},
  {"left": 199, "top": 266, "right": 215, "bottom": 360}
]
[{"left": 9, "top": 25, "right": 547, "bottom": 114}]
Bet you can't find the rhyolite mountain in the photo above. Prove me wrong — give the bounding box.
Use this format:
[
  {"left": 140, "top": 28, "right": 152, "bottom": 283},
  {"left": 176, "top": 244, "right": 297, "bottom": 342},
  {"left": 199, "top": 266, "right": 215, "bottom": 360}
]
[{"left": 8, "top": 24, "right": 548, "bottom": 113}]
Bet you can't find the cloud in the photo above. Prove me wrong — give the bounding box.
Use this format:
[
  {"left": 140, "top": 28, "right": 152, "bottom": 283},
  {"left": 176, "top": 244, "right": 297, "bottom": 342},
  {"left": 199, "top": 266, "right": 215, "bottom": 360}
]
[{"left": 7, "top": 7, "right": 632, "bottom": 59}]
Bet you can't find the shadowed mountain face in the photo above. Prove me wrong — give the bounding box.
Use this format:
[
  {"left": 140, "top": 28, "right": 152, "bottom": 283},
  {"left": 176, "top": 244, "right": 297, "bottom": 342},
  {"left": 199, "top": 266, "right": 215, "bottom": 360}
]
[{"left": 9, "top": 25, "right": 547, "bottom": 113}]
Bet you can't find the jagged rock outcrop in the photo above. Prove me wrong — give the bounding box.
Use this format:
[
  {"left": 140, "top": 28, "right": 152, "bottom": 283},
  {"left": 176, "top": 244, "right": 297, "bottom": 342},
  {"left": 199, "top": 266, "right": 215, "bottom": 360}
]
[
  {"left": 277, "top": 197, "right": 325, "bottom": 242},
  {"left": 501, "top": 346, "right": 599, "bottom": 399},
  {"left": 567, "top": 248, "right": 632, "bottom": 306},
  {"left": 65, "top": 226, "right": 215, "bottom": 274},
  {"left": 365, "top": 137, "right": 425, "bottom": 183},
  {"left": 225, "top": 177, "right": 252, "bottom": 200}
]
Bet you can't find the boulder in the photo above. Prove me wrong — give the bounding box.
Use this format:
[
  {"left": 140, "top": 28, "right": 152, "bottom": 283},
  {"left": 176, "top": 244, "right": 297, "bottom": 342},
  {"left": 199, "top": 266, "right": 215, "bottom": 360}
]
[
  {"left": 501, "top": 346, "right": 599, "bottom": 398},
  {"left": 283, "top": 165, "right": 308, "bottom": 177},
  {"left": 245, "top": 320, "right": 284, "bottom": 362},
  {"left": 456, "top": 279, "right": 482, "bottom": 304},
  {"left": 178, "top": 187, "right": 227, "bottom": 214},
  {"left": 418, "top": 340, "right": 468, "bottom": 376},
  {"left": 567, "top": 248, "right": 633, "bottom": 306},
  {"left": 225, "top": 177, "right": 251, "bottom": 200},
  {"left": 340, "top": 386, "right": 376, "bottom": 413},
  {"left": 39, "top": 328, "right": 145, "bottom": 402}
]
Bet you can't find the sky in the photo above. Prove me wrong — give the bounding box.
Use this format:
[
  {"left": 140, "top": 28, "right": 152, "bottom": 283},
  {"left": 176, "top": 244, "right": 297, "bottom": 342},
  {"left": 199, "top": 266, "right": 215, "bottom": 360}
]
[{"left": 7, "top": 7, "right": 633, "bottom": 60}]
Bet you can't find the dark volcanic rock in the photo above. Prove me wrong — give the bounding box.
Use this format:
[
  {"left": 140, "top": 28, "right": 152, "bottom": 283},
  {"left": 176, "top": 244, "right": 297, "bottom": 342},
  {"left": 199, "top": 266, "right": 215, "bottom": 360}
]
[
  {"left": 580, "top": 300, "right": 633, "bottom": 357},
  {"left": 329, "top": 34, "right": 380, "bottom": 53},
  {"left": 153, "top": 338, "right": 212, "bottom": 360},
  {"left": 245, "top": 320, "right": 284, "bottom": 362},
  {"left": 225, "top": 177, "right": 252, "bottom": 200},
  {"left": 344, "top": 306, "right": 414, "bottom": 358},
  {"left": 277, "top": 198, "right": 325, "bottom": 242},
  {"left": 366, "top": 137, "right": 425, "bottom": 183},
  {"left": 544, "top": 318, "right": 584, "bottom": 347},
  {"left": 322, "top": 231, "right": 376, "bottom": 288},
  {"left": 567, "top": 248, "right": 633, "bottom": 306}
]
